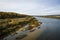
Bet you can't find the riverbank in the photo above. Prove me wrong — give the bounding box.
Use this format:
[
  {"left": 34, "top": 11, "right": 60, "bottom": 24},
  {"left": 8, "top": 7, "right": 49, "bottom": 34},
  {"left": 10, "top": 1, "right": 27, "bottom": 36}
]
[
  {"left": 21, "top": 28, "right": 44, "bottom": 40},
  {"left": 21, "top": 17, "right": 60, "bottom": 40},
  {"left": 0, "top": 12, "right": 41, "bottom": 40}
]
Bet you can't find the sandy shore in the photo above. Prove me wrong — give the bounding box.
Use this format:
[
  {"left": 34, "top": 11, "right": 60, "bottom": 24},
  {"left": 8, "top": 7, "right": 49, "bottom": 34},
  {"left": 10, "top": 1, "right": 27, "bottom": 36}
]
[{"left": 21, "top": 28, "right": 44, "bottom": 40}]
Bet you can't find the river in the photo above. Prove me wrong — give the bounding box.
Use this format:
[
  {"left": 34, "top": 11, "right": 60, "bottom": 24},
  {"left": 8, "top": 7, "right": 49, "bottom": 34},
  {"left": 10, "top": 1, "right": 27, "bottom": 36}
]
[
  {"left": 3, "top": 17, "right": 60, "bottom": 40},
  {"left": 36, "top": 17, "right": 60, "bottom": 40}
]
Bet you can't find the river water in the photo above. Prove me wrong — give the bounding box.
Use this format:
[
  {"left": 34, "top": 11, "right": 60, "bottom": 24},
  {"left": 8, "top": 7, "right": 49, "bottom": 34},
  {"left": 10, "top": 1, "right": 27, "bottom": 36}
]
[
  {"left": 36, "top": 17, "right": 60, "bottom": 40},
  {"left": 3, "top": 17, "right": 60, "bottom": 40}
]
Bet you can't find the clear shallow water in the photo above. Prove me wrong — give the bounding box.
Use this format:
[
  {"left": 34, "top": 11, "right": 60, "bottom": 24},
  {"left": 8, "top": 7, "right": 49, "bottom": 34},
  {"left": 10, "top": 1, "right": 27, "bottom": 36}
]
[{"left": 36, "top": 17, "right": 60, "bottom": 40}]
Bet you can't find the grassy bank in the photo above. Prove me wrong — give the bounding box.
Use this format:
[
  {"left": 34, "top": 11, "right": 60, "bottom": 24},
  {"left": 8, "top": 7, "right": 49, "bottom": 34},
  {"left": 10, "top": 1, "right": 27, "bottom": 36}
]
[{"left": 0, "top": 12, "right": 41, "bottom": 39}]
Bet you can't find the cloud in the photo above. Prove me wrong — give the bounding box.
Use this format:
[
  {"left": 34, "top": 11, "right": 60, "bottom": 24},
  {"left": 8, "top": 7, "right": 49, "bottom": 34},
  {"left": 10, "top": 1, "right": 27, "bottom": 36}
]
[
  {"left": 0, "top": 1, "right": 39, "bottom": 13},
  {"left": 0, "top": 0, "right": 60, "bottom": 15}
]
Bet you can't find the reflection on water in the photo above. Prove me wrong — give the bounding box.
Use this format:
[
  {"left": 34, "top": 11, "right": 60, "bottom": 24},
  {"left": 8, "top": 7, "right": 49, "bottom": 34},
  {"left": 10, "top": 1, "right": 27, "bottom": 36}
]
[{"left": 36, "top": 17, "right": 60, "bottom": 40}]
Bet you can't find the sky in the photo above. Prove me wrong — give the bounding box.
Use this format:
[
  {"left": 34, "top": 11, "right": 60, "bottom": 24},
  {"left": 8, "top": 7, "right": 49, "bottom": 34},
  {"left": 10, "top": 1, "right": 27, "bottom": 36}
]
[{"left": 0, "top": 0, "right": 60, "bottom": 15}]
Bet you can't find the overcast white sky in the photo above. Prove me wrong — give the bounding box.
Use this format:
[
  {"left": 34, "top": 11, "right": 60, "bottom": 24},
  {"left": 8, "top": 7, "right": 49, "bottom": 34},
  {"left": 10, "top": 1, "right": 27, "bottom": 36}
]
[{"left": 0, "top": 0, "right": 60, "bottom": 15}]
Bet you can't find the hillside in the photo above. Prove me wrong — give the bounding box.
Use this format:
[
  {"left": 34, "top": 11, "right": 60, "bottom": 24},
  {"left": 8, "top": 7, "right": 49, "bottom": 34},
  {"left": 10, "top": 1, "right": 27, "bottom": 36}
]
[{"left": 0, "top": 12, "right": 41, "bottom": 40}]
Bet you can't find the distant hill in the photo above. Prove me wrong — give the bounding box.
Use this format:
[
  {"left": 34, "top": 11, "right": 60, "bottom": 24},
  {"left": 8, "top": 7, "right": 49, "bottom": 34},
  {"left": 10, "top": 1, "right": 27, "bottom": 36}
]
[{"left": 33, "top": 15, "right": 60, "bottom": 19}]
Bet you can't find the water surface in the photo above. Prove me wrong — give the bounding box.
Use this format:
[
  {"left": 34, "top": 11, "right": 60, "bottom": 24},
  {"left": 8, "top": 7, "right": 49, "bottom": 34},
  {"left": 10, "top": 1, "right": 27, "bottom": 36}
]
[{"left": 36, "top": 17, "right": 60, "bottom": 40}]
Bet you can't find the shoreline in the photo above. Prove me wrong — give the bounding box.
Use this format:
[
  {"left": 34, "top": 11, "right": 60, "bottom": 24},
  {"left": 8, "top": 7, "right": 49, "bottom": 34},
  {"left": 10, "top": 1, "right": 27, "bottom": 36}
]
[{"left": 21, "top": 29, "right": 44, "bottom": 40}]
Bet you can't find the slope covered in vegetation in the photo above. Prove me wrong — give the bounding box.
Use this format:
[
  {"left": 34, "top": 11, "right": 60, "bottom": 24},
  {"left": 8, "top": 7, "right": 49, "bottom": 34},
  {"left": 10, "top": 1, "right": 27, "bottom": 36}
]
[{"left": 0, "top": 12, "right": 41, "bottom": 40}]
